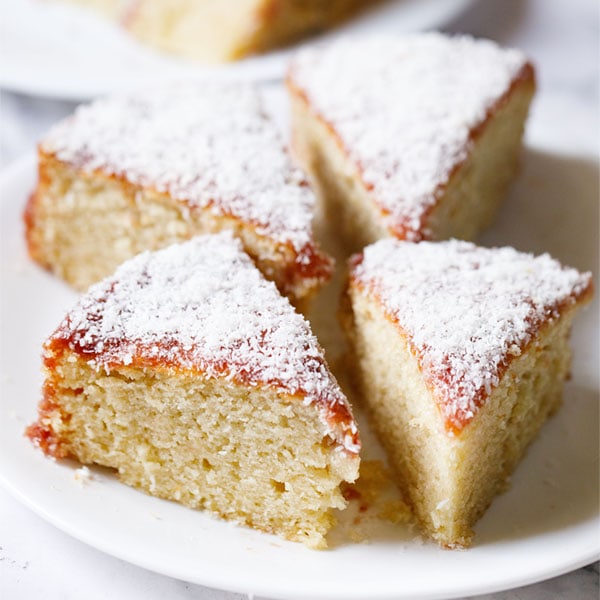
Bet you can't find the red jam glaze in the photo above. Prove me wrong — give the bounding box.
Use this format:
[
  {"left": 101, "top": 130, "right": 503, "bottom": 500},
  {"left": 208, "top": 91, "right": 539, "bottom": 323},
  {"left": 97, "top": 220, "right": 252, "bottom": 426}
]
[{"left": 25, "top": 393, "right": 71, "bottom": 459}]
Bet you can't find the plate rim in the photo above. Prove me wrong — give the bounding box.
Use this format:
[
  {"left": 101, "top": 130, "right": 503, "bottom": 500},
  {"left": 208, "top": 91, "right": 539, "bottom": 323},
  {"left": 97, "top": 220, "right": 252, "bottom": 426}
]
[{"left": 1, "top": 466, "right": 598, "bottom": 600}]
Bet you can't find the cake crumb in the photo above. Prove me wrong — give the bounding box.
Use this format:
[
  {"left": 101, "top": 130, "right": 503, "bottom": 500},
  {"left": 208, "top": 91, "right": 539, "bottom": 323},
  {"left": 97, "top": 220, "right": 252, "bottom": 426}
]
[
  {"left": 347, "top": 529, "right": 368, "bottom": 543},
  {"left": 343, "top": 459, "right": 398, "bottom": 508},
  {"left": 74, "top": 466, "right": 92, "bottom": 486},
  {"left": 378, "top": 500, "right": 412, "bottom": 525},
  {"left": 337, "top": 459, "right": 414, "bottom": 543}
]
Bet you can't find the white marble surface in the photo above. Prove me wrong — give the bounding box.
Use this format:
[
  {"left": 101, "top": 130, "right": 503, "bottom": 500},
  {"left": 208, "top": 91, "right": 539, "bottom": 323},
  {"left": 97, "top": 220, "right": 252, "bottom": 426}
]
[{"left": 0, "top": 0, "right": 598, "bottom": 598}]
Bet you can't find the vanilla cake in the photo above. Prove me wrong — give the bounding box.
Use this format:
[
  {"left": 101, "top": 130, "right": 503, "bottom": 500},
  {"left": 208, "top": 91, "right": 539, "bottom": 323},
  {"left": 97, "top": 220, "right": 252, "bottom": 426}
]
[
  {"left": 27, "top": 233, "right": 360, "bottom": 548},
  {"left": 25, "top": 83, "right": 332, "bottom": 307},
  {"left": 288, "top": 35, "right": 536, "bottom": 252},
  {"left": 341, "top": 239, "right": 592, "bottom": 547},
  {"left": 64, "top": 0, "right": 376, "bottom": 62}
]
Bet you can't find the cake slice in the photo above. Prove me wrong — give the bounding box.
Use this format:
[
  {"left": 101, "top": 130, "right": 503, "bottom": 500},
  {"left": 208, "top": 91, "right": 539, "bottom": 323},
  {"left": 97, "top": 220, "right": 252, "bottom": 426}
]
[
  {"left": 288, "top": 34, "right": 536, "bottom": 252},
  {"left": 27, "top": 233, "right": 360, "bottom": 548},
  {"left": 64, "top": 0, "right": 377, "bottom": 62},
  {"left": 125, "top": 0, "right": 378, "bottom": 62},
  {"left": 341, "top": 239, "right": 592, "bottom": 547},
  {"left": 25, "top": 83, "right": 332, "bottom": 307}
]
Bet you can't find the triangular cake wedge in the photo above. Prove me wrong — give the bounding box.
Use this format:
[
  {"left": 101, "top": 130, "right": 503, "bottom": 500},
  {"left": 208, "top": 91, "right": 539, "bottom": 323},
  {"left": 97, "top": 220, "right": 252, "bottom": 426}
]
[
  {"left": 287, "top": 34, "right": 535, "bottom": 252},
  {"left": 27, "top": 233, "right": 360, "bottom": 548},
  {"left": 25, "top": 83, "right": 332, "bottom": 307},
  {"left": 341, "top": 239, "right": 592, "bottom": 547}
]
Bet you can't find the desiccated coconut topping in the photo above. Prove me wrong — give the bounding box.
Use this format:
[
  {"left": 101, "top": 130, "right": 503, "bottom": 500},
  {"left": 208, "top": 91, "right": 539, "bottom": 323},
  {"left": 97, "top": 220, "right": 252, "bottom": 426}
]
[
  {"left": 50, "top": 232, "right": 359, "bottom": 453},
  {"left": 41, "top": 83, "right": 316, "bottom": 252},
  {"left": 351, "top": 239, "right": 592, "bottom": 432},
  {"left": 290, "top": 34, "right": 530, "bottom": 239}
]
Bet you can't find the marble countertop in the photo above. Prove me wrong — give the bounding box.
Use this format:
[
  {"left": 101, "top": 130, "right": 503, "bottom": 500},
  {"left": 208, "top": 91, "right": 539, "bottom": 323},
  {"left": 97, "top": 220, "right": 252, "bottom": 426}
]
[{"left": 1, "top": 0, "right": 598, "bottom": 598}]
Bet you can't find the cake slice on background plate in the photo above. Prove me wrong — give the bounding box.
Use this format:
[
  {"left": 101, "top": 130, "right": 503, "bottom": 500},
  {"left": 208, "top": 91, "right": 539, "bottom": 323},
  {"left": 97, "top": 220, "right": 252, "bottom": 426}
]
[
  {"left": 63, "top": 0, "right": 378, "bottom": 62},
  {"left": 341, "top": 238, "right": 592, "bottom": 548},
  {"left": 27, "top": 232, "right": 360, "bottom": 549},
  {"left": 288, "top": 34, "right": 536, "bottom": 252},
  {"left": 25, "top": 83, "right": 332, "bottom": 308}
]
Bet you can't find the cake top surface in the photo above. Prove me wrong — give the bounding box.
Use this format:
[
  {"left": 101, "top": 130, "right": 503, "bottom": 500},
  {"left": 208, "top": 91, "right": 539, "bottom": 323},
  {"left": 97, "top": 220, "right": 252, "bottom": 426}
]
[
  {"left": 350, "top": 239, "right": 592, "bottom": 432},
  {"left": 41, "top": 83, "right": 316, "bottom": 253},
  {"left": 49, "top": 232, "right": 359, "bottom": 454},
  {"left": 289, "top": 34, "right": 531, "bottom": 240}
]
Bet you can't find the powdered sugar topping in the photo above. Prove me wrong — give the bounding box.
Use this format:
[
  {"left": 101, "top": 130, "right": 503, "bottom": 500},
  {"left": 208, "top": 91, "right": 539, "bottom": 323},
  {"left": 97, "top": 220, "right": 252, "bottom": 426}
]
[
  {"left": 42, "top": 83, "right": 316, "bottom": 251},
  {"left": 352, "top": 239, "right": 592, "bottom": 430},
  {"left": 52, "top": 233, "right": 358, "bottom": 452},
  {"left": 290, "top": 34, "right": 529, "bottom": 239}
]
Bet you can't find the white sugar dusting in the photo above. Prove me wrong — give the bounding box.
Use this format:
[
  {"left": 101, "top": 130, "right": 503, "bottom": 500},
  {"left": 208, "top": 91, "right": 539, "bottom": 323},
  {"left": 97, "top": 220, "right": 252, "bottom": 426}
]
[
  {"left": 290, "top": 34, "right": 529, "bottom": 238},
  {"left": 52, "top": 233, "right": 358, "bottom": 453},
  {"left": 42, "top": 83, "right": 315, "bottom": 251},
  {"left": 352, "top": 239, "right": 592, "bottom": 427}
]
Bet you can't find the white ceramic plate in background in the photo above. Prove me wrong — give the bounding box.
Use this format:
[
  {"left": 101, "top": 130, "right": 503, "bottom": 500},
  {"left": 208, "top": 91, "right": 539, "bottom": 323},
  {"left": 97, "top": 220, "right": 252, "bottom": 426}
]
[
  {"left": 0, "top": 88, "right": 598, "bottom": 599},
  {"left": 0, "top": 0, "right": 478, "bottom": 100}
]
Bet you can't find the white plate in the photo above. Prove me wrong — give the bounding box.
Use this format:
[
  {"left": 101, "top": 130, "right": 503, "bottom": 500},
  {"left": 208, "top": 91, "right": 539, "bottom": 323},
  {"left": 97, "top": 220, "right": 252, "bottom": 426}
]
[
  {"left": 0, "top": 0, "right": 477, "bottom": 100},
  {"left": 0, "top": 95, "right": 599, "bottom": 599}
]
